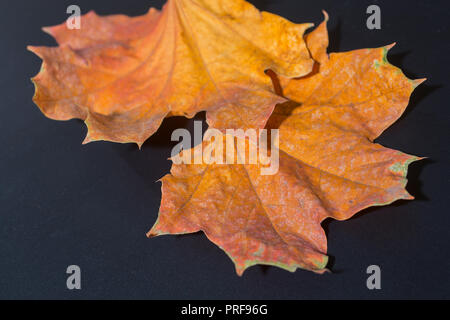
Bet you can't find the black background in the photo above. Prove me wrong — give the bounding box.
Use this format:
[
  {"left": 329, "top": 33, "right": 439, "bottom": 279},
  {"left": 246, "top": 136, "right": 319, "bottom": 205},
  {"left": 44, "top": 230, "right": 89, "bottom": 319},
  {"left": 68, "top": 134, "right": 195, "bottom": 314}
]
[{"left": 0, "top": 0, "right": 449, "bottom": 299}]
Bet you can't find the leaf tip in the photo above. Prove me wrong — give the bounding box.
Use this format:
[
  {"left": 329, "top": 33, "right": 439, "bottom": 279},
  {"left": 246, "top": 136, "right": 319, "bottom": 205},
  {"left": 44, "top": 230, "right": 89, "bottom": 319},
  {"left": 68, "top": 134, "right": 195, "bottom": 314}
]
[
  {"left": 412, "top": 78, "right": 427, "bottom": 88},
  {"left": 147, "top": 225, "right": 165, "bottom": 238},
  {"left": 41, "top": 26, "right": 53, "bottom": 36},
  {"left": 385, "top": 42, "right": 397, "bottom": 51},
  {"left": 82, "top": 134, "right": 93, "bottom": 145},
  {"left": 405, "top": 193, "right": 415, "bottom": 201},
  {"left": 146, "top": 230, "right": 157, "bottom": 238},
  {"left": 27, "top": 45, "right": 40, "bottom": 56}
]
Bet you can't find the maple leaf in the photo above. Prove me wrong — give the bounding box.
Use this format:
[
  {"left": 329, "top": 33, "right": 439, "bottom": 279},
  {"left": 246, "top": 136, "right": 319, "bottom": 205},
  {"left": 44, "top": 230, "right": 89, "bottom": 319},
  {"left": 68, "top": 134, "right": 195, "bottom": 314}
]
[
  {"left": 148, "top": 15, "right": 424, "bottom": 275},
  {"left": 28, "top": 0, "right": 314, "bottom": 147},
  {"left": 278, "top": 12, "right": 426, "bottom": 142}
]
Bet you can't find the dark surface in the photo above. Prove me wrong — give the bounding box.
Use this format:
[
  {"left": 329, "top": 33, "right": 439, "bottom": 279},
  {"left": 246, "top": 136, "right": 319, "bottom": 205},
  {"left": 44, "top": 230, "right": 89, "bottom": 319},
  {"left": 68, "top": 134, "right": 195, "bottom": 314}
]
[{"left": 0, "top": 0, "right": 449, "bottom": 299}]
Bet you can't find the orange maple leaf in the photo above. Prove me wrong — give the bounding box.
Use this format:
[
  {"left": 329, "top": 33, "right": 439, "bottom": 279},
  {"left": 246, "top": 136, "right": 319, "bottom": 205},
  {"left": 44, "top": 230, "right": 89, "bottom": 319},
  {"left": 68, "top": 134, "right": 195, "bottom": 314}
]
[
  {"left": 28, "top": 0, "right": 314, "bottom": 147},
  {"left": 148, "top": 15, "right": 424, "bottom": 275}
]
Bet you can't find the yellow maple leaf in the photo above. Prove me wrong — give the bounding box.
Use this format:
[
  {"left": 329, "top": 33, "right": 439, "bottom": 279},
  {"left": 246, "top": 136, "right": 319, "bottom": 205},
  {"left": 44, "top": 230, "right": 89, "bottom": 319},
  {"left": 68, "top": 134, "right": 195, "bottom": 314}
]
[{"left": 28, "top": 0, "right": 314, "bottom": 147}]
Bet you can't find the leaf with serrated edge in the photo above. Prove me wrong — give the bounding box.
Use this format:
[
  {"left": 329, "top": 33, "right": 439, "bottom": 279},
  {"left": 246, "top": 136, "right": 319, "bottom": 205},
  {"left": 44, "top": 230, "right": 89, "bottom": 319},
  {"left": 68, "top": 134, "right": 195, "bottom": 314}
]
[
  {"left": 148, "top": 14, "right": 424, "bottom": 275},
  {"left": 28, "top": 0, "right": 314, "bottom": 147}
]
